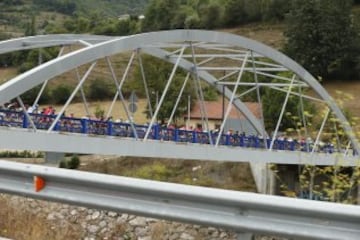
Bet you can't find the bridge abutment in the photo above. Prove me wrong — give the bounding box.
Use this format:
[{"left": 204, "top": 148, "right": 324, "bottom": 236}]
[
  {"left": 249, "top": 162, "right": 276, "bottom": 194},
  {"left": 44, "top": 152, "right": 64, "bottom": 166}
]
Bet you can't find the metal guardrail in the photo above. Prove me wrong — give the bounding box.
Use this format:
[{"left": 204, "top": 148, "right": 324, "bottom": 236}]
[{"left": 0, "top": 160, "right": 359, "bottom": 239}]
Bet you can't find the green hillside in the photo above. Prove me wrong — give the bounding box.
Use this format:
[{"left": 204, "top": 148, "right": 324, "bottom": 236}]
[
  {"left": 75, "top": 0, "right": 149, "bottom": 16},
  {"left": 0, "top": 0, "right": 148, "bottom": 16},
  {"left": 0, "top": 0, "right": 359, "bottom": 83},
  {"left": 0, "top": 0, "right": 149, "bottom": 36}
]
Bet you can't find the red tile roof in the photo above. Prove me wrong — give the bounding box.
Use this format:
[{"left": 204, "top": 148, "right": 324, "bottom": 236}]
[{"left": 188, "top": 100, "right": 261, "bottom": 120}]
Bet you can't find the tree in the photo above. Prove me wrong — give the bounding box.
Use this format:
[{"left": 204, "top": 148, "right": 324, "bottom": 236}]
[
  {"left": 273, "top": 90, "right": 360, "bottom": 204},
  {"left": 20, "top": 85, "right": 51, "bottom": 105},
  {"left": 262, "top": 87, "right": 298, "bottom": 131},
  {"left": 59, "top": 154, "right": 80, "bottom": 169},
  {"left": 284, "top": 0, "right": 358, "bottom": 80},
  {"left": 18, "top": 48, "right": 59, "bottom": 73},
  {"left": 223, "top": 0, "right": 247, "bottom": 27},
  {"left": 242, "top": 0, "right": 262, "bottom": 22},
  {"left": 51, "top": 84, "right": 72, "bottom": 104},
  {"left": 171, "top": 5, "right": 197, "bottom": 29},
  {"left": 261, "top": 72, "right": 314, "bottom": 132},
  {"left": 199, "top": 3, "right": 222, "bottom": 29},
  {"left": 132, "top": 55, "right": 195, "bottom": 123},
  {"left": 2, "top": 0, "right": 23, "bottom": 5},
  {"left": 142, "top": 0, "right": 181, "bottom": 32},
  {"left": 25, "top": 15, "right": 37, "bottom": 36},
  {"left": 88, "top": 78, "right": 115, "bottom": 100},
  {"left": 262, "top": 0, "right": 290, "bottom": 21}
]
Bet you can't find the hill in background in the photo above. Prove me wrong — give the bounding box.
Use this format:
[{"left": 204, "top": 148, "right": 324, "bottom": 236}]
[{"left": 0, "top": 0, "right": 149, "bottom": 36}]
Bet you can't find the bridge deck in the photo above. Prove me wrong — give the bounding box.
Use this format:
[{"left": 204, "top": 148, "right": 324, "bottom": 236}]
[
  {"left": 0, "top": 127, "right": 358, "bottom": 166},
  {"left": 0, "top": 109, "right": 349, "bottom": 154}
]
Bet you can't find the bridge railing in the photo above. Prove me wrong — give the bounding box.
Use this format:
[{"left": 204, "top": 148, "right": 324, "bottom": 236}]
[
  {"left": 0, "top": 109, "right": 340, "bottom": 154},
  {"left": 0, "top": 109, "right": 22, "bottom": 128}
]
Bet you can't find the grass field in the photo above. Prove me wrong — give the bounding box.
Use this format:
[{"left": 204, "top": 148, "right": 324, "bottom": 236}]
[
  {"left": 323, "top": 81, "right": 360, "bottom": 117},
  {"left": 0, "top": 68, "right": 17, "bottom": 84},
  {"left": 51, "top": 99, "right": 149, "bottom": 124},
  {"left": 224, "top": 23, "right": 285, "bottom": 49}
]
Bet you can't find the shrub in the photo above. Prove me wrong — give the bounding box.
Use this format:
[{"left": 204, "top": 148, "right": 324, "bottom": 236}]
[
  {"left": 20, "top": 85, "right": 51, "bottom": 105},
  {"left": 68, "top": 155, "right": 80, "bottom": 169},
  {"left": 133, "top": 162, "right": 173, "bottom": 181},
  {"left": 59, "top": 160, "right": 67, "bottom": 168},
  {"left": 94, "top": 105, "right": 105, "bottom": 119},
  {"left": 88, "top": 78, "right": 115, "bottom": 100},
  {"left": 58, "top": 155, "right": 80, "bottom": 169},
  {"left": 0, "top": 150, "right": 43, "bottom": 158},
  {"left": 51, "top": 84, "right": 72, "bottom": 104}
]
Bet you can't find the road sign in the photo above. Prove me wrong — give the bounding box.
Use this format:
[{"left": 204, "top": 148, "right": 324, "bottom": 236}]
[
  {"left": 128, "top": 102, "right": 137, "bottom": 113},
  {"left": 129, "top": 91, "right": 138, "bottom": 103}
]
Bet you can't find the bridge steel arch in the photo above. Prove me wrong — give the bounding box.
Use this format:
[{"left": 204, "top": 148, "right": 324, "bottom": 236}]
[
  {"left": 0, "top": 33, "right": 266, "bottom": 136},
  {"left": 0, "top": 34, "right": 114, "bottom": 54},
  {"left": 0, "top": 30, "right": 358, "bottom": 153}
]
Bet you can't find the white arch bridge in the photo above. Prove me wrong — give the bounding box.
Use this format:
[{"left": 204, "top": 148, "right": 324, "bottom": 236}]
[
  {"left": 0, "top": 30, "right": 358, "bottom": 167},
  {"left": 1, "top": 30, "right": 360, "bottom": 239}
]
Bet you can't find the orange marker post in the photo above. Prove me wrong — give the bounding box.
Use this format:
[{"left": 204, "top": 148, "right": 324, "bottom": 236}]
[{"left": 34, "top": 176, "right": 46, "bottom": 192}]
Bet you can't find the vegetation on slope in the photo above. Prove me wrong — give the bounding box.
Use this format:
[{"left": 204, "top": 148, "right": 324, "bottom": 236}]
[
  {"left": 80, "top": 156, "right": 257, "bottom": 192},
  {"left": 0, "top": 0, "right": 149, "bottom": 37}
]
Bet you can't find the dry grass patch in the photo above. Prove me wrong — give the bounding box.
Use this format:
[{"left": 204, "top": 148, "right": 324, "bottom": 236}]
[
  {"left": 0, "top": 195, "right": 82, "bottom": 240},
  {"left": 47, "top": 99, "right": 149, "bottom": 124},
  {"left": 79, "top": 156, "right": 257, "bottom": 192},
  {"left": 0, "top": 68, "right": 18, "bottom": 84},
  {"left": 224, "top": 23, "right": 285, "bottom": 49},
  {"left": 323, "top": 81, "right": 360, "bottom": 118},
  {"left": 151, "top": 222, "right": 169, "bottom": 239}
]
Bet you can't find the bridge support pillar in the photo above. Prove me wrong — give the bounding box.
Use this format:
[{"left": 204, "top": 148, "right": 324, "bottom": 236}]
[
  {"left": 249, "top": 162, "right": 275, "bottom": 194},
  {"left": 44, "top": 152, "right": 65, "bottom": 166},
  {"left": 236, "top": 232, "right": 253, "bottom": 240}
]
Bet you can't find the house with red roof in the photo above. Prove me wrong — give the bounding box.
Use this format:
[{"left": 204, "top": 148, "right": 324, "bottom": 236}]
[{"left": 184, "top": 100, "right": 262, "bottom": 135}]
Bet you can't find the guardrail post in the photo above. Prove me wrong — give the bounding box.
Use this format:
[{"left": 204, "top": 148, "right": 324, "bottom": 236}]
[
  {"left": 22, "top": 113, "right": 28, "bottom": 128},
  {"left": 81, "top": 119, "right": 88, "bottom": 134},
  {"left": 107, "top": 121, "right": 113, "bottom": 136},
  {"left": 279, "top": 140, "right": 284, "bottom": 150},
  {"left": 174, "top": 129, "right": 179, "bottom": 142},
  {"left": 192, "top": 131, "right": 197, "bottom": 143},
  {"left": 153, "top": 124, "right": 159, "bottom": 140},
  {"left": 225, "top": 134, "right": 230, "bottom": 145},
  {"left": 53, "top": 120, "right": 60, "bottom": 131},
  {"left": 266, "top": 138, "right": 271, "bottom": 149},
  {"left": 289, "top": 140, "right": 295, "bottom": 151},
  {"left": 254, "top": 137, "right": 259, "bottom": 148},
  {"left": 239, "top": 135, "right": 244, "bottom": 147}
]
